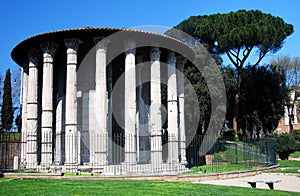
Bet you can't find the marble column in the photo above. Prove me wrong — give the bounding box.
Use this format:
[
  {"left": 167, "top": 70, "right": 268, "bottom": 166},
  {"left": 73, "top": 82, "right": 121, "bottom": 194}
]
[
  {"left": 40, "top": 42, "right": 56, "bottom": 167},
  {"left": 177, "top": 56, "right": 187, "bottom": 164},
  {"left": 26, "top": 49, "right": 39, "bottom": 169},
  {"left": 64, "top": 38, "right": 80, "bottom": 165},
  {"left": 150, "top": 47, "right": 163, "bottom": 164},
  {"left": 93, "top": 37, "right": 109, "bottom": 165},
  {"left": 107, "top": 63, "right": 113, "bottom": 164},
  {"left": 124, "top": 40, "right": 137, "bottom": 164},
  {"left": 55, "top": 97, "right": 65, "bottom": 165},
  {"left": 167, "top": 51, "right": 179, "bottom": 163},
  {"left": 136, "top": 55, "right": 150, "bottom": 164},
  {"left": 20, "top": 64, "right": 29, "bottom": 168}
]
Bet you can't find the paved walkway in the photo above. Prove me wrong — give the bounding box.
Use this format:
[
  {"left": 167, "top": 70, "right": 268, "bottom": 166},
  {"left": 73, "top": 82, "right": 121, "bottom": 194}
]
[
  {"left": 197, "top": 173, "right": 300, "bottom": 193},
  {"left": 289, "top": 157, "right": 300, "bottom": 161}
]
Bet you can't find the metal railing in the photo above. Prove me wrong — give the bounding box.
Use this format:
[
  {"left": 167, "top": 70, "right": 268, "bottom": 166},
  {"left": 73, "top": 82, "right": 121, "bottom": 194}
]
[{"left": 0, "top": 132, "right": 277, "bottom": 174}]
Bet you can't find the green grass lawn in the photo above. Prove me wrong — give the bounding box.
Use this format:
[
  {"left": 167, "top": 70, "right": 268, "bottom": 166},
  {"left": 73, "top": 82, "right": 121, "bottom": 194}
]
[
  {"left": 268, "top": 160, "right": 300, "bottom": 174},
  {"left": 290, "top": 151, "right": 300, "bottom": 158},
  {"left": 185, "top": 164, "right": 262, "bottom": 175},
  {"left": 278, "top": 160, "right": 300, "bottom": 167},
  {"left": 214, "top": 147, "right": 244, "bottom": 163},
  {"left": 0, "top": 178, "right": 296, "bottom": 196},
  {"left": 184, "top": 144, "right": 266, "bottom": 175},
  {"left": 213, "top": 145, "right": 266, "bottom": 164}
]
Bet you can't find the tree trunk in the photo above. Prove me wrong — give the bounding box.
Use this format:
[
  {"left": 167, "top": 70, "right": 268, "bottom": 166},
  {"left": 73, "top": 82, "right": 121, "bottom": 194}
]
[{"left": 233, "top": 68, "right": 242, "bottom": 139}]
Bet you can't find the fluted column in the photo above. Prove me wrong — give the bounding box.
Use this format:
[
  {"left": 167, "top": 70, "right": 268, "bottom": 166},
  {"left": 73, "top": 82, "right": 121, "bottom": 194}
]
[
  {"left": 167, "top": 51, "right": 178, "bottom": 163},
  {"left": 55, "top": 97, "right": 65, "bottom": 165},
  {"left": 20, "top": 64, "right": 29, "bottom": 168},
  {"left": 40, "top": 42, "right": 56, "bottom": 167},
  {"left": 177, "top": 56, "right": 187, "bottom": 164},
  {"left": 124, "top": 40, "right": 137, "bottom": 164},
  {"left": 136, "top": 55, "right": 150, "bottom": 164},
  {"left": 93, "top": 37, "right": 109, "bottom": 165},
  {"left": 26, "top": 49, "right": 39, "bottom": 169},
  {"left": 150, "top": 47, "right": 163, "bottom": 165},
  {"left": 107, "top": 63, "right": 113, "bottom": 164},
  {"left": 64, "top": 38, "right": 80, "bottom": 165}
]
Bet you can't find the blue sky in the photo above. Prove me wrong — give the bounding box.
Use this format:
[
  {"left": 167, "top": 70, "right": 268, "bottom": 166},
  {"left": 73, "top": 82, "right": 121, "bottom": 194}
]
[{"left": 0, "top": 0, "right": 299, "bottom": 73}]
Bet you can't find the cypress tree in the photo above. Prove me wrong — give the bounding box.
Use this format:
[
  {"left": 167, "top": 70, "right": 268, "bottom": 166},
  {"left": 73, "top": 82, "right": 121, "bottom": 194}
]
[{"left": 1, "top": 69, "right": 13, "bottom": 131}]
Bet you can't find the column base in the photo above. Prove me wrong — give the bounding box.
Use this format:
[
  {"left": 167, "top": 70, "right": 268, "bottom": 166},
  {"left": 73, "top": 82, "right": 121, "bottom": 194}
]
[
  {"left": 63, "top": 162, "right": 79, "bottom": 173},
  {"left": 151, "top": 151, "right": 163, "bottom": 165},
  {"left": 25, "top": 162, "right": 38, "bottom": 170},
  {"left": 180, "top": 160, "right": 188, "bottom": 166},
  {"left": 40, "top": 162, "right": 52, "bottom": 169},
  {"left": 167, "top": 139, "right": 179, "bottom": 164},
  {"left": 41, "top": 153, "right": 53, "bottom": 168},
  {"left": 90, "top": 152, "right": 108, "bottom": 166},
  {"left": 179, "top": 151, "right": 187, "bottom": 165},
  {"left": 124, "top": 152, "right": 137, "bottom": 165}
]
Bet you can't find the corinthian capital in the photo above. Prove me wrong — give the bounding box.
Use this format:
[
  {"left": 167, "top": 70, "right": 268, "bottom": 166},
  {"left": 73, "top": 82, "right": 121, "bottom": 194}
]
[
  {"left": 94, "top": 37, "right": 110, "bottom": 52},
  {"left": 40, "top": 42, "right": 58, "bottom": 56},
  {"left": 176, "top": 56, "right": 186, "bottom": 71},
  {"left": 150, "top": 47, "right": 161, "bottom": 61},
  {"left": 64, "top": 38, "right": 82, "bottom": 51},
  {"left": 22, "top": 62, "right": 29, "bottom": 73},
  {"left": 167, "top": 51, "right": 176, "bottom": 64},
  {"left": 124, "top": 40, "right": 136, "bottom": 55},
  {"left": 28, "top": 48, "right": 39, "bottom": 67}
]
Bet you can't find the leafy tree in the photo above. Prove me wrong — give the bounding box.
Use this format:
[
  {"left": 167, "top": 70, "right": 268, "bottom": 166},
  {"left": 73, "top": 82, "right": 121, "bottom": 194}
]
[
  {"left": 239, "top": 65, "right": 289, "bottom": 138},
  {"left": 275, "top": 133, "right": 298, "bottom": 160},
  {"left": 184, "top": 61, "right": 210, "bottom": 134},
  {"left": 270, "top": 56, "right": 300, "bottom": 134},
  {"left": 1, "top": 69, "right": 13, "bottom": 131},
  {"left": 174, "top": 10, "right": 293, "bottom": 135}
]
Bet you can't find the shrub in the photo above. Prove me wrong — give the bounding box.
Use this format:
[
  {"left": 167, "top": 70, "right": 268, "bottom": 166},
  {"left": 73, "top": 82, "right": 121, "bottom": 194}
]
[
  {"left": 222, "top": 129, "right": 235, "bottom": 137},
  {"left": 293, "top": 129, "right": 300, "bottom": 135},
  {"left": 275, "top": 133, "right": 298, "bottom": 160},
  {"left": 293, "top": 129, "right": 300, "bottom": 144}
]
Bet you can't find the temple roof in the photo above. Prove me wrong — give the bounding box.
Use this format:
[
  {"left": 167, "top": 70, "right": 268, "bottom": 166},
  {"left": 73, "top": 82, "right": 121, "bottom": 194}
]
[{"left": 11, "top": 27, "right": 191, "bottom": 66}]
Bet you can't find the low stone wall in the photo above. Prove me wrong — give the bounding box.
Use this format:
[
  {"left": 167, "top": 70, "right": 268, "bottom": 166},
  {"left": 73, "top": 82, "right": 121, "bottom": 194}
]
[
  {"left": 3, "top": 164, "right": 280, "bottom": 182},
  {"left": 177, "top": 164, "right": 279, "bottom": 182}
]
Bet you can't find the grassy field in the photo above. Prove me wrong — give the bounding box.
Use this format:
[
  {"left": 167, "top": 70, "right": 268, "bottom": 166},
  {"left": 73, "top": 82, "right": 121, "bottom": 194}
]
[
  {"left": 213, "top": 144, "right": 266, "bottom": 164},
  {"left": 278, "top": 160, "right": 300, "bottom": 167},
  {"left": 290, "top": 151, "right": 300, "bottom": 158},
  {"left": 214, "top": 147, "right": 244, "bottom": 163},
  {"left": 185, "top": 163, "right": 262, "bottom": 175},
  {"left": 0, "top": 178, "right": 296, "bottom": 196},
  {"left": 184, "top": 143, "right": 266, "bottom": 175},
  {"left": 268, "top": 160, "right": 300, "bottom": 174}
]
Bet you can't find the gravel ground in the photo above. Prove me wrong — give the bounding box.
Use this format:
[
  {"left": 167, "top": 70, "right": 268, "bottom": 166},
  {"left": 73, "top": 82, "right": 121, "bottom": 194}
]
[{"left": 197, "top": 173, "right": 300, "bottom": 193}]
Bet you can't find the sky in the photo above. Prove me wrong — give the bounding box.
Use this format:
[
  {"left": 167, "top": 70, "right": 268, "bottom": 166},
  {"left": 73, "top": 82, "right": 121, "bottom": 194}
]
[{"left": 0, "top": 0, "right": 299, "bottom": 73}]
